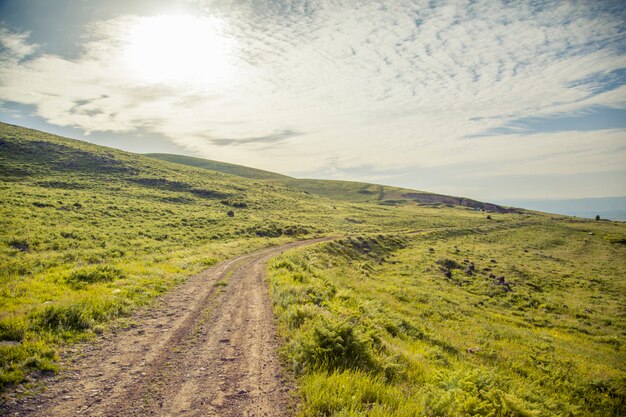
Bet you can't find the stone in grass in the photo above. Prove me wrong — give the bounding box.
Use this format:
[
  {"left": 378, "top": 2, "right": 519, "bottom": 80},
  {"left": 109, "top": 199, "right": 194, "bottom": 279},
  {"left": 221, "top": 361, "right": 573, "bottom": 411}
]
[{"left": 493, "top": 275, "right": 511, "bottom": 291}]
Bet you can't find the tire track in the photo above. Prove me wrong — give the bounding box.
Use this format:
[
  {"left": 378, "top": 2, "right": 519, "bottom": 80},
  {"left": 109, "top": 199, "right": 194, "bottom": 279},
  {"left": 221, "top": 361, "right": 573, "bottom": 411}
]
[{"left": 2, "top": 238, "right": 331, "bottom": 417}]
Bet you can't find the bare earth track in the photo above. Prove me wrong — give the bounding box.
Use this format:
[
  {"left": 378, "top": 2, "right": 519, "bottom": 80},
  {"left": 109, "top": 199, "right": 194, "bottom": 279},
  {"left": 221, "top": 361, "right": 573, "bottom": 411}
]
[{"left": 2, "top": 238, "right": 330, "bottom": 416}]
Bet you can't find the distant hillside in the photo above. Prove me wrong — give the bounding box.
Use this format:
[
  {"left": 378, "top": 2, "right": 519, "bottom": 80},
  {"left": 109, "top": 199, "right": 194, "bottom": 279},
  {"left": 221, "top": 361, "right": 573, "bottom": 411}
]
[
  {"left": 399, "top": 192, "right": 518, "bottom": 213},
  {"left": 278, "top": 178, "right": 401, "bottom": 203},
  {"left": 149, "top": 153, "right": 516, "bottom": 212},
  {"left": 145, "top": 153, "right": 291, "bottom": 180}
]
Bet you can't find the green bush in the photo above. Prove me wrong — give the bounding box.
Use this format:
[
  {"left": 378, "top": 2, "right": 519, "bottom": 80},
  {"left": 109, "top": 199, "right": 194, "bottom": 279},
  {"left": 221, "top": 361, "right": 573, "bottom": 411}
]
[
  {"left": 0, "top": 340, "right": 59, "bottom": 386},
  {"left": 0, "top": 318, "right": 27, "bottom": 342},
  {"left": 299, "top": 371, "right": 410, "bottom": 416},
  {"left": 32, "top": 296, "right": 133, "bottom": 332},
  {"left": 284, "top": 304, "right": 322, "bottom": 330},
  {"left": 294, "top": 319, "right": 375, "bottom": 374},
  {"left": 66, "top": 265, "right": 124, "bottom": 285}
]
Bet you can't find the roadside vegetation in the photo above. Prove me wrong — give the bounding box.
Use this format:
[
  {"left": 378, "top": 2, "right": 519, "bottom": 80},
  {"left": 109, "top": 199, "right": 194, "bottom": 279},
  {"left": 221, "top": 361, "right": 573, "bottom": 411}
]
[{"left": 269, "top": 222, "right": 626, "bottom": 416}]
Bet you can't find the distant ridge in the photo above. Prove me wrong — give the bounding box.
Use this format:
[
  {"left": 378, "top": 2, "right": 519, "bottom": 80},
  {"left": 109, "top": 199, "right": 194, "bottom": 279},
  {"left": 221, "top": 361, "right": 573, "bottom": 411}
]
[
  {"left": 400, "top": 192, "right": 517, "bottom": 213},
  {"left": 148, "top": 153, "right": 517, "bottom": 213},
  {"left": 145, "top": 153, "right": 291, "bottom": 180}
]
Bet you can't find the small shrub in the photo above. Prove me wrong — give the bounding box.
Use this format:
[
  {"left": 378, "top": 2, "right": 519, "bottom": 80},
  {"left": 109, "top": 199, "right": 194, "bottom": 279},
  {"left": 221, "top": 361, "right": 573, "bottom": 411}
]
[
  {"left": 436, "top": 258, "right": 462, "bottom": 270},
  {"left": 284, "top": 304, "right": 321, "bottom": 329},
  {"left": 32, "top": 296, "right": 133, "bottom": 332},
  {"left": 60, "top": 231, "right": 80, "bottom": 239},
  {"left": 198, "top": 257, "right": 218, "bottom": 266},
  {"left": 7, "top": 238, "right": 29, "bottom": 252},
  {"left": 0, "top": 318, "right": 26, "bottom": 342},
  {"left": 272, "top": 259, "right": 296, "bottom": 271},
  {"left": 294, "top": 319, "right": 375, "bottom": 374},
  {"left": 66, "top": 265, "right": 124, "bottom": 285},
  {"left": 23, "top": 356, "right": 57, "bottom": 372},
  {"left": 34, "top": 302, "right": 94, "bottom": 331},
  {"left": 220, "top": 199, "right": 248, "bottom": 208},
  {"left": 299, "top": 371, "right": 408, "bottom": 416}
]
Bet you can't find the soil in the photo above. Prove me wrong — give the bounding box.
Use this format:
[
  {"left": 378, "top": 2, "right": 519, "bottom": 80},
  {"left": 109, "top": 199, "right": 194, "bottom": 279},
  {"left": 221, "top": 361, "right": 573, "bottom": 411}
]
[{"left": 1, "top": 238, "right": 330, "bottom": 417}]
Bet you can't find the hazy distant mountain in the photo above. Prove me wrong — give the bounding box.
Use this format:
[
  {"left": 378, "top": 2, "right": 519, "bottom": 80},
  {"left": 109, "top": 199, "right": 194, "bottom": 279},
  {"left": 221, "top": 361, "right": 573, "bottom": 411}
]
[{"left": 495, "top": 197, "right": 626, "bottom": 221}]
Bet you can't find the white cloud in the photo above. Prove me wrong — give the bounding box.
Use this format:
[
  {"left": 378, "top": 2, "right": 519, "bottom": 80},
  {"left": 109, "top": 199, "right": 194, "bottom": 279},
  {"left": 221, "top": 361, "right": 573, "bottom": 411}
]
[
  {"left": 0, "top": 0, "right": 625, "bottom": 198},
  {"left": 0, "top": 27, "right": 38, "bottom": 60}
]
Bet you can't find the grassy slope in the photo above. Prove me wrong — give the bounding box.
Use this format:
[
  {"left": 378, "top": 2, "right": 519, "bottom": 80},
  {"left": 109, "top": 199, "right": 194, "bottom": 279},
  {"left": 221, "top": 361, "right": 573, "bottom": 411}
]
[
  {"left": 146, "top": 153, "right": 514, "bottom": 212},
  {"left": 0, "top": 122, "right": 500, "bottom": 387},
  {"left": 146, "top": 153, "right": 432, "bottom": 203},
  {"left": 144, "top": 153, "right": 291, "bottom": 180},
  {"left": 2, "top": 122, "right": 624, "bottom": 416},
  {"left": 278, "top": 179, "right": 430, "bottom": 204},
  {"left": 269, "top": 221, "right": 626, "bottom": 416}
]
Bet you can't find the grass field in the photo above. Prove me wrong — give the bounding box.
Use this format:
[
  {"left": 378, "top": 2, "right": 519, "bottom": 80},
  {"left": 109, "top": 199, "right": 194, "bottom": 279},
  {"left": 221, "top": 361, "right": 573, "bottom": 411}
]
[
  {"left": 1, "top": 122, "right": 625, "bottom": 416},
  {"left": 269, "top": 222, "right": 626, "bottom": 416},
  {"left": 0, "top": 122, "right": 504, "bottom": 388}
]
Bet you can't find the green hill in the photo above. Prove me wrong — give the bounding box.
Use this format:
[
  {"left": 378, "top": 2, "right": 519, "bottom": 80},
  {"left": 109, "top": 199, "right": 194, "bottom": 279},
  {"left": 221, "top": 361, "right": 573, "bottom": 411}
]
[
  {"left": 1, "top": 122, "right": 625, "bottom": 415},
  {"left": 147, "top": 153, "right": 516, "bottom": 212},
  {"left": 0, "top": 122, "right": 500, "bottom": 385},
  {"left": 144, "top": 153, "right": 291, "bottom": 180}
]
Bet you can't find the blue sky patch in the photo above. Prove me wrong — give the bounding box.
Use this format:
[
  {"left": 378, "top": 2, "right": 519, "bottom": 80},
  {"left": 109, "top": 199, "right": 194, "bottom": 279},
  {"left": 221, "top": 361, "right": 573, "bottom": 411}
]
[{"left": 471, "top": 106, "right": 626, "bottom": 137}]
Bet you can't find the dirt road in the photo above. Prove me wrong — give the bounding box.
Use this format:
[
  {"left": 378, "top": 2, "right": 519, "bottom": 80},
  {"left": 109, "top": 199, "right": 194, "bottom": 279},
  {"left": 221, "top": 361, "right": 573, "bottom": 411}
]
[{"left": 3, "top": 238, "right": 329, "bottom": 416}]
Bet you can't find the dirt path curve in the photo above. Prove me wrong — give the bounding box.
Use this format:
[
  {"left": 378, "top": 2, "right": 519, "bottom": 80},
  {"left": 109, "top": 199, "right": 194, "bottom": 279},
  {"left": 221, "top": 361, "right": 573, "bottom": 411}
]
[{"left": 3, "top": 238, "right": 331, "bottom": 417}]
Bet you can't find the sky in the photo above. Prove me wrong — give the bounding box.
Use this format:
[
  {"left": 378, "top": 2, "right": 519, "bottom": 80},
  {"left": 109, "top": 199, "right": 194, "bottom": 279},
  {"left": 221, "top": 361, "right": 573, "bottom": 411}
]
[{"left": 1, "top": 0, "right": 625, "bottom": 201}]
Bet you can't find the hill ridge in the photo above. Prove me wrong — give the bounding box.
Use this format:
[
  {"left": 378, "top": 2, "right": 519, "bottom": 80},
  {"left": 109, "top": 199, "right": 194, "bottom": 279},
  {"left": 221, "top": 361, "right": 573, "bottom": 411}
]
[
  {"left": 144, "top": 152, "right": 292, "bottom": 180},
  {"left": 147, "top": 152, "right": 517, "bottom": 212}
]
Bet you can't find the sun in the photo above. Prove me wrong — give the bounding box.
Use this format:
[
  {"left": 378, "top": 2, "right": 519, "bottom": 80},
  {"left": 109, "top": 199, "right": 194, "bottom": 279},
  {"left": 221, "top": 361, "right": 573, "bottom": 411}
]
[{"left": 123, "top": 15, "right": 234, "bottom": 86}]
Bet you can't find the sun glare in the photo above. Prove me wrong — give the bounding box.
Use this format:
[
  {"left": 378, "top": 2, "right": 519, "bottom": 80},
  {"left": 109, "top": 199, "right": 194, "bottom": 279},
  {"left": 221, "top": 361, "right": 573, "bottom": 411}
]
[{"left": 123, "top": 15, "right": 234, "bottom": 85}]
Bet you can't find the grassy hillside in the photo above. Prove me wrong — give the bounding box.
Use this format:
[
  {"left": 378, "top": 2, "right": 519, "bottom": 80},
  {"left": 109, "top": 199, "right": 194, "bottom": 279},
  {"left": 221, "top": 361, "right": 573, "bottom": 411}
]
[
  {"left": 147, "top": 153, "right": 515, "bottom": 212},
  {"left": 269, "top": 223, "right": 626, "bottom": 416},
  {"left": 145, "top": 153, "right": 417, "bottom": 202},
  {"left": 0, "top": 122, "right": 503, "bottom": 388},
  {"left": 1, "top": 122, "right": 624, "bottom": 416},
  {"left": 145, "top": 153, "right": 291, "bottom": 180}
]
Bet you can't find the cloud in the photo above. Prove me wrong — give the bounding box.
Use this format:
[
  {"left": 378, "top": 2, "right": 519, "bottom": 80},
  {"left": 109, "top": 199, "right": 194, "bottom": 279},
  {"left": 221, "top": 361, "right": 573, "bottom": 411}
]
[
  {"left": 0, "top": 0, "right": 625, "bottom": 198},
  {"left": 0, "top": 27, "right": 38, "bottom": 59}
]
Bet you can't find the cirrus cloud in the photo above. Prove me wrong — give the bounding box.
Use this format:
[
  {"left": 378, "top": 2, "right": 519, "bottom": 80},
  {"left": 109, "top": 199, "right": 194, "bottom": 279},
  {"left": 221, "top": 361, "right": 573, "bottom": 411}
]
[{"left": 1, "top": 0, "right": 625, "bottom": 198}]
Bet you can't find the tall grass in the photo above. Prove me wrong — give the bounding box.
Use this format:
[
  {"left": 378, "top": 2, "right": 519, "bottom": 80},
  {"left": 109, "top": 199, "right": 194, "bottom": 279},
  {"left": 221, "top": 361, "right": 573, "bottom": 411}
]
[
  {"left": 0, "top": 122, "right": 512, "bottom": 387},
  {"left": 269, "top": 225, "right": 626, "bottom": 416}
]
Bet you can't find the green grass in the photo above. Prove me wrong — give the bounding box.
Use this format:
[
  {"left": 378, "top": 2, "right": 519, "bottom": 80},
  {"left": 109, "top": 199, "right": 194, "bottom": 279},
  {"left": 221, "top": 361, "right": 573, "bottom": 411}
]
[
  {"left": 0, "top": 122, "right": 514, "bottom": 388},
  {"left": 2, "top": 121, "right": 625, "bottom": 416},
  {"left": 145, "top": 153, "right": 291, "bottom": 180},
  {"left": 146, "top": 153, "right": 423, "bottom": 203},
  {"left": 269, "top": 222, "right": 626, "bottom": 416},
  {"left": 146, "top": 154, "right": 514, "bottom": 212}
]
